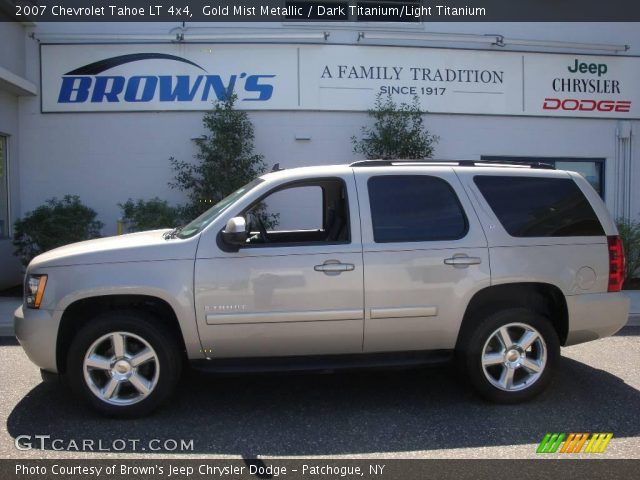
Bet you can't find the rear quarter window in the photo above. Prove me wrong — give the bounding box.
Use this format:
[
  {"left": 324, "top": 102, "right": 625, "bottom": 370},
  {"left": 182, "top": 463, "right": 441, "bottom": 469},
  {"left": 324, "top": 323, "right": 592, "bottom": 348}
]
[
  {"left": 368, "top": 175, "right": 468, "bottom": 243},
  {"left": 473, "top": 175, "right": 604, "bottom": 237}
]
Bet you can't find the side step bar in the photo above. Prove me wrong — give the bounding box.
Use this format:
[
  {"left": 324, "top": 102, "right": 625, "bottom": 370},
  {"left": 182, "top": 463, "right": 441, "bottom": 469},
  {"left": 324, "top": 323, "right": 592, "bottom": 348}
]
[{"left": 189, "top": 350, "right": 453, "bottom": 374}]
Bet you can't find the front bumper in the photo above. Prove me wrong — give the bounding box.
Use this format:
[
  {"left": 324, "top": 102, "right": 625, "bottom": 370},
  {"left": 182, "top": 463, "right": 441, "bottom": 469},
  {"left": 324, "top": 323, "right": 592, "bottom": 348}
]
[
  {"left": 14, "top": 305, "right": 60, "bottom": 373},
  {"left": 565, "top": 292, "right": 630, "bottom": 346}
]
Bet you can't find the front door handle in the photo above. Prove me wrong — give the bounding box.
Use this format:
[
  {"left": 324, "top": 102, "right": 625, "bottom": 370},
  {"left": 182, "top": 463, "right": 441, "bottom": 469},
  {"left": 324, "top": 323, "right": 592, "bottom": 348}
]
[
  {"left": 444, "top": 255, "right": 482, "bottom": 268},
  {"left": 314, "top": 260, "right": 355, "bottom": 275}
]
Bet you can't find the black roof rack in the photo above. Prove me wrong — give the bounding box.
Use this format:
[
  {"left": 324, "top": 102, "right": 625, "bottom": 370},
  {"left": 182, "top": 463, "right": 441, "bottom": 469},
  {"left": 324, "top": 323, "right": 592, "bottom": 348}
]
[
  {"left": 349, "top": 160, "right": 395, "bottom": 168},
  {"left": 349, "top": 159, "right": 555, "bottom": 170}
]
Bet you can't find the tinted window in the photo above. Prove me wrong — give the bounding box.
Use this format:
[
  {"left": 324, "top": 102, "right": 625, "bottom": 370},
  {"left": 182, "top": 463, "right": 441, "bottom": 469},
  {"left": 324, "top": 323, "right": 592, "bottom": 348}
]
[
  {"left": 481, "top": 156, "right": 605, "bottom": 197},
  {"left": 368, "top": 175, "right": 468, "bottom": 243},
  {"left": 474, "top": 176, "right": 604, "bottom": 237}
]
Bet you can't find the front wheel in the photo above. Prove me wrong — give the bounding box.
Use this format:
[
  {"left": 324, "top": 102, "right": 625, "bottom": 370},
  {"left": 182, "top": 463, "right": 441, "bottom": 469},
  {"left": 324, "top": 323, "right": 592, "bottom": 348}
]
[
  {"left": 66, "top": 310, "right": 182, "bottom": 417},
  {"left": 458, "top": 308, "right": 560, "bottom": 403}
]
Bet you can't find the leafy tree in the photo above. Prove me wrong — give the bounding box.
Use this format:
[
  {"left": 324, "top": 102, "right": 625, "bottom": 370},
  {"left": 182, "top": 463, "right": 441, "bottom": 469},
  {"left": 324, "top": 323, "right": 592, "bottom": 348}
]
[
  {"left": 352, "top": 93, "right": 439, "bottom": 160},
  {"left": 169, "top": 95, "right": 267, "bottom": 219},
  {"left": 616, "top": 217, "right": 640, "bottom": 286},
  {"left": 119, "top": 198, "right": 180, "bottom": 233},
  {"left": 13, "top": 195, "right": 103, "bottom": 266}
]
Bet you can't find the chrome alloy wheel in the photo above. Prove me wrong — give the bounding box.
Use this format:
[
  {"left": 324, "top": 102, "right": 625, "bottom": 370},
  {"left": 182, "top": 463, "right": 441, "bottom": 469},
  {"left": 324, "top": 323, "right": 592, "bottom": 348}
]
[
  {"left": 83, "top": 332, "right": 160, "bottom": 406},
  {"left": 481, "top": 322, "right": 547, "bottom": 392}
]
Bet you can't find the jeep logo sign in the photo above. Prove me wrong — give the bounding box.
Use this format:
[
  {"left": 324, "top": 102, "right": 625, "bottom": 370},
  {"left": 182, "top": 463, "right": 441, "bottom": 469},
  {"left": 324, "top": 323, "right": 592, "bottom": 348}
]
[
  {"left": 567, "top": 58, "right": 608, "bottom": 76},
  {"left": 41, "top": 44, "right": 640, "bottom": 118}
]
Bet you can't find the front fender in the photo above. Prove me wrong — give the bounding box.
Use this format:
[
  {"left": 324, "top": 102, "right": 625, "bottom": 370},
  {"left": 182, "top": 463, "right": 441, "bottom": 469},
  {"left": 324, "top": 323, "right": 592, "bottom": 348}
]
[{"left": 46, "top": 260, "right": 203, "bottom": 359}]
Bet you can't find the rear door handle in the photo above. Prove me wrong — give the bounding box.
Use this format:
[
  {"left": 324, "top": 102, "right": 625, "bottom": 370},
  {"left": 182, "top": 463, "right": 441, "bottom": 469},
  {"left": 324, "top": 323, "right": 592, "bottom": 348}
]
[
  {"left": 444, "top": 255, "right": 482, "bottom": 267},
  {"left": 314, "top": 260, "right": 355, "bottom": 275}
]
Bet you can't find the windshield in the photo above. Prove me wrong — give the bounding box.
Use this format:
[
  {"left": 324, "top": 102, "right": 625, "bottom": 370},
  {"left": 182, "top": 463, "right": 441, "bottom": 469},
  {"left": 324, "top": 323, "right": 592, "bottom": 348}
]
[{"left": 176, "top": 178, "right": 264, "bottom": 239}]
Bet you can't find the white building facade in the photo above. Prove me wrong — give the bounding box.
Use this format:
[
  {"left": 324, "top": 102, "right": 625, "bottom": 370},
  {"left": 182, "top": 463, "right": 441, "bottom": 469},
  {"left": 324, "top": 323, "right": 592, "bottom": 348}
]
[{"left": 0, "top": 16, "right": 639, "bottom": 288}]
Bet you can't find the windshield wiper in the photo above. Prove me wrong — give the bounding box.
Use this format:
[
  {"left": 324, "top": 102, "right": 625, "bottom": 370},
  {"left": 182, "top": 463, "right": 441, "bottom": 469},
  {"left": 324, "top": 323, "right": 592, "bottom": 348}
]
[{"left": 163, "top": 226, "right": 183, "bottom": 239}]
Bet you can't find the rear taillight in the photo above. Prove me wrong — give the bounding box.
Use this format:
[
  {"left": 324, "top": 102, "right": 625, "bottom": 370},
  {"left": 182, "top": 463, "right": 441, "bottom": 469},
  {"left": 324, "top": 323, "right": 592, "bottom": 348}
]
[{"left": 607, "top": 235, "right": 625, "bottom": 292}]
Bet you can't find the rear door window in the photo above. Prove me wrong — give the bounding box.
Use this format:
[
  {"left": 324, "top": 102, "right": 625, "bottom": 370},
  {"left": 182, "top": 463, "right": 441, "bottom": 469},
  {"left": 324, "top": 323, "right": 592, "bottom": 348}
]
[
  {"left": 368, "top": 175, "right": 468, "bottom": 243},
  {"left": 474, "top": 176, "right": 604, "bottom": 237}
]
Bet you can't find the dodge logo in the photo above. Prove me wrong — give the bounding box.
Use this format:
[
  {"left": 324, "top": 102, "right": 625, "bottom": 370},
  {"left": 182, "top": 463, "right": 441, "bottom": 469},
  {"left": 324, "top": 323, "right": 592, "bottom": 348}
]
[{"left": 543, "top": 98, "right": 631, "bottom": 113}]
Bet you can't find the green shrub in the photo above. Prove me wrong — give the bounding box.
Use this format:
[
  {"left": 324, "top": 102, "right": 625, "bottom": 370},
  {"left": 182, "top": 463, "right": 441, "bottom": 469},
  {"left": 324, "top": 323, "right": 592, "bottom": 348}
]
[
  {"left": 169, "top": 94, "right": 267, "bottom": 220},
  {"left": 352, "top": 93, "right": 439, "bottom": 160},
  {"left": 119, "top": 198, "right": 181, "bottom": 233},
  {"left": 13, "top": 195, "right": 103, "bottom": 266},
  {"left": 616, "top": 217, "right": 640, "bottom": 286}
]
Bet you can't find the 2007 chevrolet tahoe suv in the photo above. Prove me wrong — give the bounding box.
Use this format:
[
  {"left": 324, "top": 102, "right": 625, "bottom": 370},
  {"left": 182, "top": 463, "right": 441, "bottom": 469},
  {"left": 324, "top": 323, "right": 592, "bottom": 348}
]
[{"left": 15, "top": 160, "right": 630, "bottom": 417}]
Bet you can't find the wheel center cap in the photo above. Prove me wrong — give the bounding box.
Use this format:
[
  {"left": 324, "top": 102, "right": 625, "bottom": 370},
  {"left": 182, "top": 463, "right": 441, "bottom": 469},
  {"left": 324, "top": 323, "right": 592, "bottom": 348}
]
[
  {"left": 113, "top": 359, "right": 132, "bottom": 376},
  {"left": 505, "top": 349, "right": 521, "bottom": 363}
]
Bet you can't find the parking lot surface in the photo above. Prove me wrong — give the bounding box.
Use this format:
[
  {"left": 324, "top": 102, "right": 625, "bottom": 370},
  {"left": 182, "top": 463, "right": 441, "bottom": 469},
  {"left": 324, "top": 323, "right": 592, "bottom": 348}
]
[{"left": 1, "top": 327, "right": 639, "bottom": 459}]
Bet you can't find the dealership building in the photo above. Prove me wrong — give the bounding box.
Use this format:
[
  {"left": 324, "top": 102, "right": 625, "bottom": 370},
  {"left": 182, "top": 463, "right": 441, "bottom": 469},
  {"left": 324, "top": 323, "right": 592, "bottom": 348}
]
[{"left": 0, "top": 10, "right": 639, "bottom": 288}]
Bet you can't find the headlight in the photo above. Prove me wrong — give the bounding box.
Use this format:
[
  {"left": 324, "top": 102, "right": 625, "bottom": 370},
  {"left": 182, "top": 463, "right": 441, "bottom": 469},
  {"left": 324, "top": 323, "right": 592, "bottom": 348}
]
[{"left": 25, "top": 274, "right": 47, "bottom": 309}]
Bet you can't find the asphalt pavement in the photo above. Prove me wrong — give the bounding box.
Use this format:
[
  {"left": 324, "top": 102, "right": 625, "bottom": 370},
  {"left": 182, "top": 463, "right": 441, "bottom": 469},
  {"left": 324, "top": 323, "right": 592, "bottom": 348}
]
[{"left": 1, "top": 327, "right": 639, "bottom": 459}]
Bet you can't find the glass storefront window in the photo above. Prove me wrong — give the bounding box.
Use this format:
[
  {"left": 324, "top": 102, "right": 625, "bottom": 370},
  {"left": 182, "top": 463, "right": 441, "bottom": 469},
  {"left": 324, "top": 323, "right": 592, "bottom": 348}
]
[{"left": 0, "top": 136, "right": 8, "bottom": 238}]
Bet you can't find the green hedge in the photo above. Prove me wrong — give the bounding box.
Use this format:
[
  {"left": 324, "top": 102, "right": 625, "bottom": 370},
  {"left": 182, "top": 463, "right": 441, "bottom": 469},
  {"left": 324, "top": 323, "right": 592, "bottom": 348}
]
[
  {"left": 119, "top": 198, "right": 181, "bottom": 233},
  {"left": 13, "top": 195, "right": 103, "bottom": 266}
]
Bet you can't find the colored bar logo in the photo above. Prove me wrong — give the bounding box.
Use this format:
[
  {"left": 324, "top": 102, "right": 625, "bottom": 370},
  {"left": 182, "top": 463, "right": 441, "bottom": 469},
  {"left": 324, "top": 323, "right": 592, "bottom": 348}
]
[{"left": 537, "top": 433, "right": 613, "bottom": 454}]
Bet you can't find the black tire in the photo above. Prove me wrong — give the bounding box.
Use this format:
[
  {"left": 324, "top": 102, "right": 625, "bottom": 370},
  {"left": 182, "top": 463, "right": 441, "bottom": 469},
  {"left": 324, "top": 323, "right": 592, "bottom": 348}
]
[
  {"left": 66, "top": 310, "right": 182, "bottom": 418},
  {"left": 457, "top": 308, "right": 560, "bottom": 403}
]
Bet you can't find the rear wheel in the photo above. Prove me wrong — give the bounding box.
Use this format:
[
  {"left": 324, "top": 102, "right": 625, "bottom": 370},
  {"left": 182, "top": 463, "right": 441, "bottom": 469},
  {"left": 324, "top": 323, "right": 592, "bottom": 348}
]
[
  {"left": 66, "top": 310, "right": 182, "bottom": 417},
  {"left": 458, "top": 308, "right": 560, "bottom": 403}
]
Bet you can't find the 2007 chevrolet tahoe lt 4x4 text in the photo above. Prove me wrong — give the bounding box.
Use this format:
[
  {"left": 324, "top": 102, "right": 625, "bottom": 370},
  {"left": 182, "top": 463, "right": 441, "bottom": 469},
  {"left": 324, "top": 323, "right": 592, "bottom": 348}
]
[{"left": 15, "top": 160, "right": 630, "bottom": 416}]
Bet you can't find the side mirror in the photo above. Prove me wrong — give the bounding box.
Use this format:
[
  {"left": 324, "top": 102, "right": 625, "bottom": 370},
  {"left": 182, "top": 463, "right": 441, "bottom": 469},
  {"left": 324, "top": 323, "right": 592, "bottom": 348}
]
[{"left": 221, "top": 217, "right": 247, "bottom": 246}]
